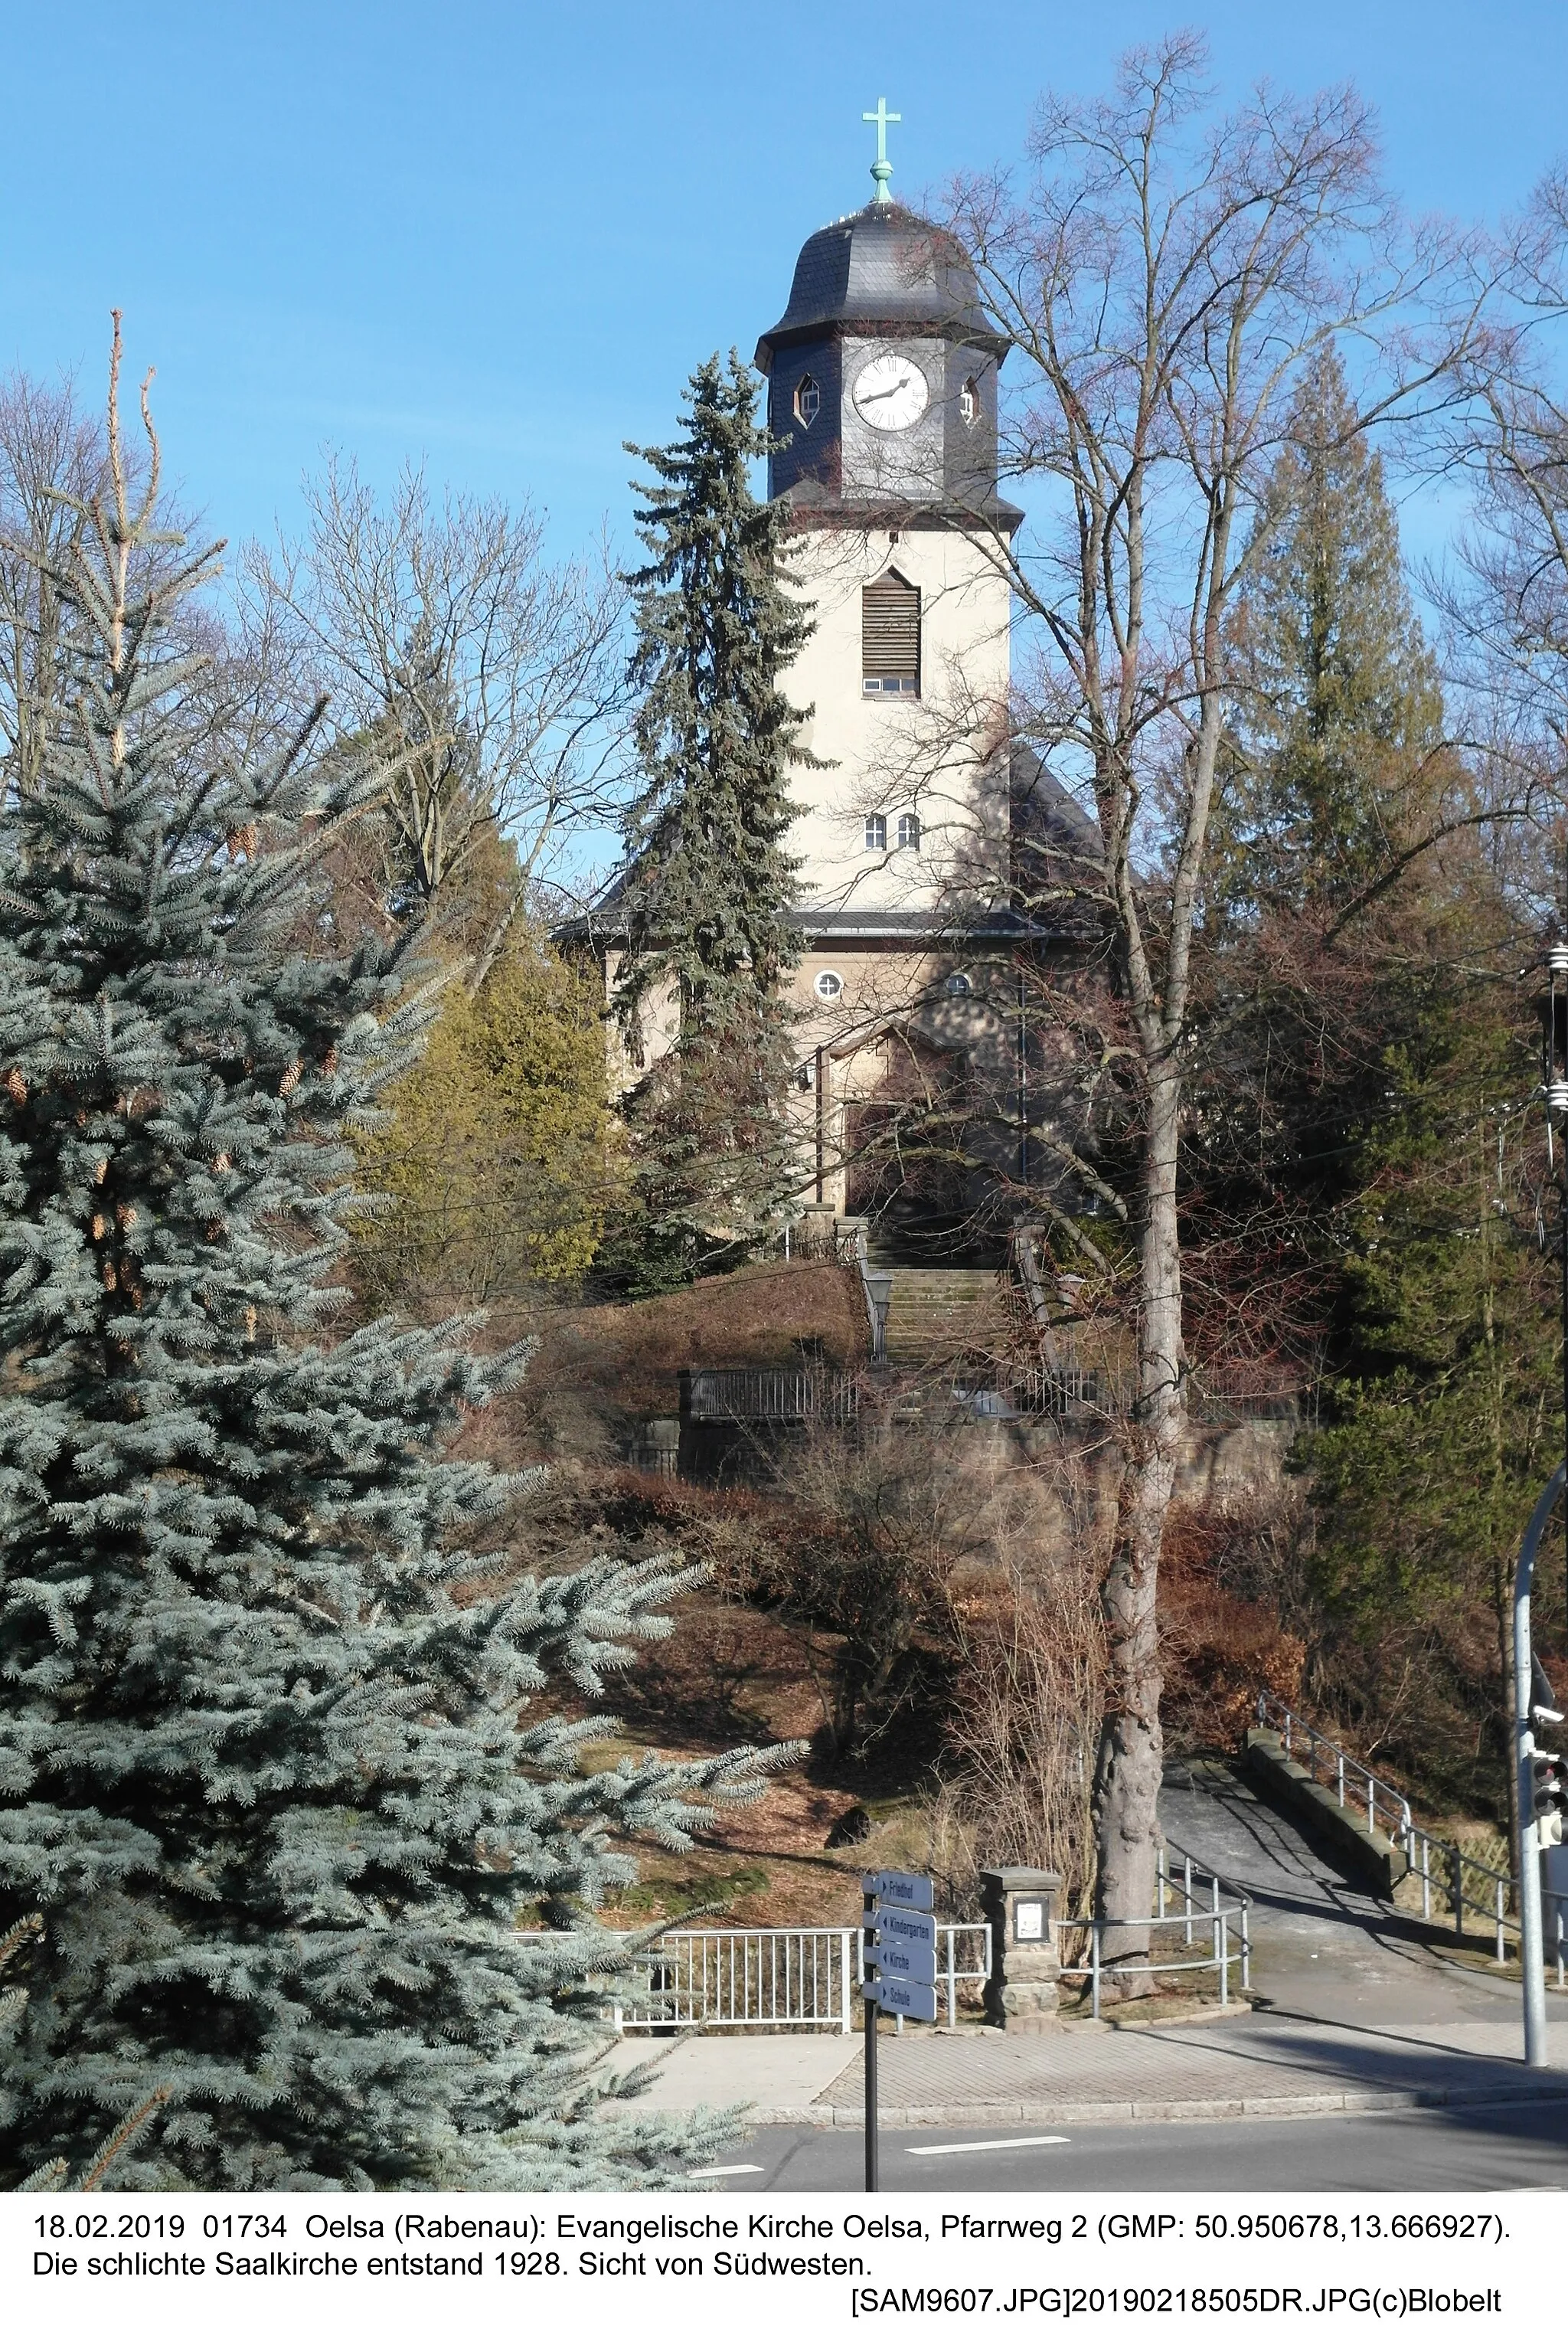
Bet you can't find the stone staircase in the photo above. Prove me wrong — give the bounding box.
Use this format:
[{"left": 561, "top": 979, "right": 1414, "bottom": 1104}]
[{"left": 877, "top": 1266, "right": 1001, "bottom": 1365}]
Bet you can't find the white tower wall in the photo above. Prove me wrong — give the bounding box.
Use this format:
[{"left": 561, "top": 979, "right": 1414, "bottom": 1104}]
[{"left": 783, "top": 524, "right": 1012, "bottom": 920}]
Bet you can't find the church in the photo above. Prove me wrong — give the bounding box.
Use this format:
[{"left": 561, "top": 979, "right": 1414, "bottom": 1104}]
[{"left": 596, "top": 110, "right": 1101, "bottom": 1268}]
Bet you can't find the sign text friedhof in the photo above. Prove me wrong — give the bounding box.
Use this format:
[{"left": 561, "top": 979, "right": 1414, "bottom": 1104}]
[{"left": 869, "top": 1870, "right": 935, "bottom": 1911}]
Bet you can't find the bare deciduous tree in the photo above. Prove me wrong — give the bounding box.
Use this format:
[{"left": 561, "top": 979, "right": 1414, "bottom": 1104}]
[
  {"left": 942, "top": 34, "right": 1468, "bottom": 1967},
  {"left": 0, "top": 371, "right": 104, "bottom": 807},
  {"left": 247, "top": 456, "right": 632, "bottom": 978},
  {"left": 1436, "top": 170, "right": 1568, "bottom": 914},
  {"left": 0, "top": 358, "right": 303, "bottom": 819}
]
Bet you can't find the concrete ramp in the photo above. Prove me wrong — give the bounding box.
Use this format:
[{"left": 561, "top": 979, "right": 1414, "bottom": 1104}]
[{"left": 1158, "top": 1758, "right": 1520, "bottom": 2032}]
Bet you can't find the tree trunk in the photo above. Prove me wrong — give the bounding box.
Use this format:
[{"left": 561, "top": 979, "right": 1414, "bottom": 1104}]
[{"left": 1091, "top": 1061, "right": 1184, "bottom": 1987}]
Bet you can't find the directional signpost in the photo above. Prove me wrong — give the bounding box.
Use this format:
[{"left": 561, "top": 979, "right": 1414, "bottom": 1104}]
[{"left": 861, "top": 1871, "right": 937, "bottom": 2192}]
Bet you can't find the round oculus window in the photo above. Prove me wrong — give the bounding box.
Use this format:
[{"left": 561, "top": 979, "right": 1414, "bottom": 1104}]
[
  {"left": 945, "top": 972, "right": 972, "bottom": 997},
  {"left": 814, "top": 970, "right": 844, "bottom": 1000}
]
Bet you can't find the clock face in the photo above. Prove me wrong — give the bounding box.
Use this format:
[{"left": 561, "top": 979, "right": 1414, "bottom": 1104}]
[{"left": 853, "top": 353, "right": 929, "bottom": 433}]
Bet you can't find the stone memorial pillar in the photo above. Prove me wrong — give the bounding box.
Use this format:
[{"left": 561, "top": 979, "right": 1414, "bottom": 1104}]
[
  {"left": 981, "top": 1866, "right": 1062, "bottom": 2030},
  {"left": 795, "top": 1202, "right": 838, "bottom": 1256}
]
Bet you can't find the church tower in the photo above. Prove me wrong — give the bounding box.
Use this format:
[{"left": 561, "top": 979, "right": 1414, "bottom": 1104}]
[{"left": 756, "top": 110, "right": 1026, "bottom": 1237}]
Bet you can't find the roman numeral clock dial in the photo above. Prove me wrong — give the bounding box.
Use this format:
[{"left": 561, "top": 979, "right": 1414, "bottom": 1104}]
[{"left": 853, "top": 353, "right": 929, "bottom": 431}]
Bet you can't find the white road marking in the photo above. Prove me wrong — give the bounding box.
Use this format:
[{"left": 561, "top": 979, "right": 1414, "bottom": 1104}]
[
  {"left": 906, "top": 2135, "right": 1072, "bottom": 2156},
  {"left": 687, "top": 2164, "right": 764, "bottom": 2177}
]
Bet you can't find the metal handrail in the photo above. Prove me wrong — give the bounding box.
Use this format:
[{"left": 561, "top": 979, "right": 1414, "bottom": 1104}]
[
  {"left": 1057, "top": 1901, "right": 1251, "bottom": 2021},
  {"left": 1057, "top": 1843, "right": 1253, "bottom": 2020},
  {"left": 1256, "top": 1689, "right": 1520, "bottom": 1961}
]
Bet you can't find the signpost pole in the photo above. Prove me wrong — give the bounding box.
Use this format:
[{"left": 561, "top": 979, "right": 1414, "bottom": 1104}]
[
  {"left": 862, "top": 1870, "right": 936, "bottom": 2191},
  {"left": 864, "top": 1992, "right": 878, "bottom": 2193},
  {"left": 862, "top": 1879, "right": 879, "bottom": 2193}
]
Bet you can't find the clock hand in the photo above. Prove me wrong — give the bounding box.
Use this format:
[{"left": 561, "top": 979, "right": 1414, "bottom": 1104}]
[{"left": 859, "top": 377, "right": 913, "bottom": 404}]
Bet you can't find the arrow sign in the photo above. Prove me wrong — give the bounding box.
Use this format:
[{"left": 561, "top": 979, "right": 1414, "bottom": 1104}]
[
  {"left": 864, "top": 1903, "right": 936, "bottom": 1951},
  {"left": 867, "top": 1870, "right": 934, "bottom": 1911},
  {"left": 864, "top": 1974, "right": 939, "bottom": 2023},
  {"left": 864, "top": 1938, "right": 937, "bottom": 1985}
]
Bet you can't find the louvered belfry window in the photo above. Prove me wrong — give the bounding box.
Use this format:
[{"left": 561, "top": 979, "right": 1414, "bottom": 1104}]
[{"left": 862, "top": 571, "right": 920, "bottom": 696}]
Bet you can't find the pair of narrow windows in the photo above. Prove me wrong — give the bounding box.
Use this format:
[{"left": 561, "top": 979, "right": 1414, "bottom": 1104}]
[{"left": 864, "top": 812, "right": 921, "bottom": 852}]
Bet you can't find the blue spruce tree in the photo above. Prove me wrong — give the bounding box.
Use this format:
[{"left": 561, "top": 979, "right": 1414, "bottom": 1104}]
[{"left": 0, "top": 327, "right": 780, "bottom": 2191}]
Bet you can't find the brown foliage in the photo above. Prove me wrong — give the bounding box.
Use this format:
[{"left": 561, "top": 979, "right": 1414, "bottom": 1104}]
[{"left": 1158, "top": 1497, "right": 1309, "bottom": 1754}]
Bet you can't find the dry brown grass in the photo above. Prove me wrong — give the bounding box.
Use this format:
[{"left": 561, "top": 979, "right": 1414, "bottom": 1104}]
[{"left": 508, "top": 1259, "right": 867, "bottom": 1463}]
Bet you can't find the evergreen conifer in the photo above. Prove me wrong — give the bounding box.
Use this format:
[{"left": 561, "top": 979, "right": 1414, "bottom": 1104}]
[
  {"left": 1214, "top": 343, "right": 1444, "bottom": 915},
  {"left": 610, "top": 354, "right": 813, "bottom": 1287},
  {"left": 1188, "top": 344, "right": 1458, "bottom": 1230},
  {"left": 0, "top": 329, "right": 777, "bottom": 2191}
]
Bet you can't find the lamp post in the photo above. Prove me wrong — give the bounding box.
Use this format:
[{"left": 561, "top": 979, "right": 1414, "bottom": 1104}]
[
  {"left": 1518, "top": 939, "right": 1568, "bottom": 2067},
  {"left": 1514, "top": 1466, "right": 1565, "bottom": 2068},
  {"left": 1546, "top": 940, "right": 1568, "bottom": 1615}
]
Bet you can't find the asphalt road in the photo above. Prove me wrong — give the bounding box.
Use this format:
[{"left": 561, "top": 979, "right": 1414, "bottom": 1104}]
[{"left": 688, "top": 2102, "right": 1568, "bottom": 2193}]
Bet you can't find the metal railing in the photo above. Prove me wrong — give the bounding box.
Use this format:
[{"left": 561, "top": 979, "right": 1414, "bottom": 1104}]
[
  {"left": 1057, "top": 1843, "right": 1252, "bottom": 2021},
  {"left": 613, "top": 1920, "right": 991, "bottom": 2035},
  {"left": 1256, "top": 1690, "right": 1520, "bottom": 1962},
  {"left": 681, "top": 1368, "right": 860, "bottom": 1424}
]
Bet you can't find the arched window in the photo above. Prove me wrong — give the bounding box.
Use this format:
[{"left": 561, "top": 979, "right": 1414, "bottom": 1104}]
[
  {"left": 897, "top": 812, "right": 922, "bottom": 851},
  {"left": 862, "top": 571, "right": 920, "bottom": 696},
  {"left": 793, "top": 374, "right": 821, "bottom": 428},
  {"left": 864, "top": 813, "right": 887, "bottom": 851}
]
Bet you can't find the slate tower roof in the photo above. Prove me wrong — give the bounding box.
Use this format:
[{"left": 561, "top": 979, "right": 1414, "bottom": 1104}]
[{"left": 754, "top": 201, "right": 1007, "bottom": 371}]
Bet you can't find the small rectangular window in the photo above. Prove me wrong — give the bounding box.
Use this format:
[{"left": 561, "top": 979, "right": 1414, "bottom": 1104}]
[{"left": 862, "top": 571, "right": 920, "bottom": 698}]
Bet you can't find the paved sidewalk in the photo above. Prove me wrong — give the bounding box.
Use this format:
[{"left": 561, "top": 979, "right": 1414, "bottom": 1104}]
[
  {"left": 601, "top": 1758, "right": 1568, "bottom": 2129},
  {"left": 603, "top": 2013, "right": 1568, "bottom": 2128},
  {"left": 606, "top": 2033, "right": 860, "bottom": 2118}
]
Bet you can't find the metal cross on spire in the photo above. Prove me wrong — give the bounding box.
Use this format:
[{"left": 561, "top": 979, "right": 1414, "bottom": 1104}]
[{"left": 864, "top": 98, "right": 900, "bottom": 204}]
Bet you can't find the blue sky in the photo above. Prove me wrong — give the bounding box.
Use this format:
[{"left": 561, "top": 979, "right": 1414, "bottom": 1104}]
[{"left": 2, "top": 2, "right": 1565, "bottom": 564}]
